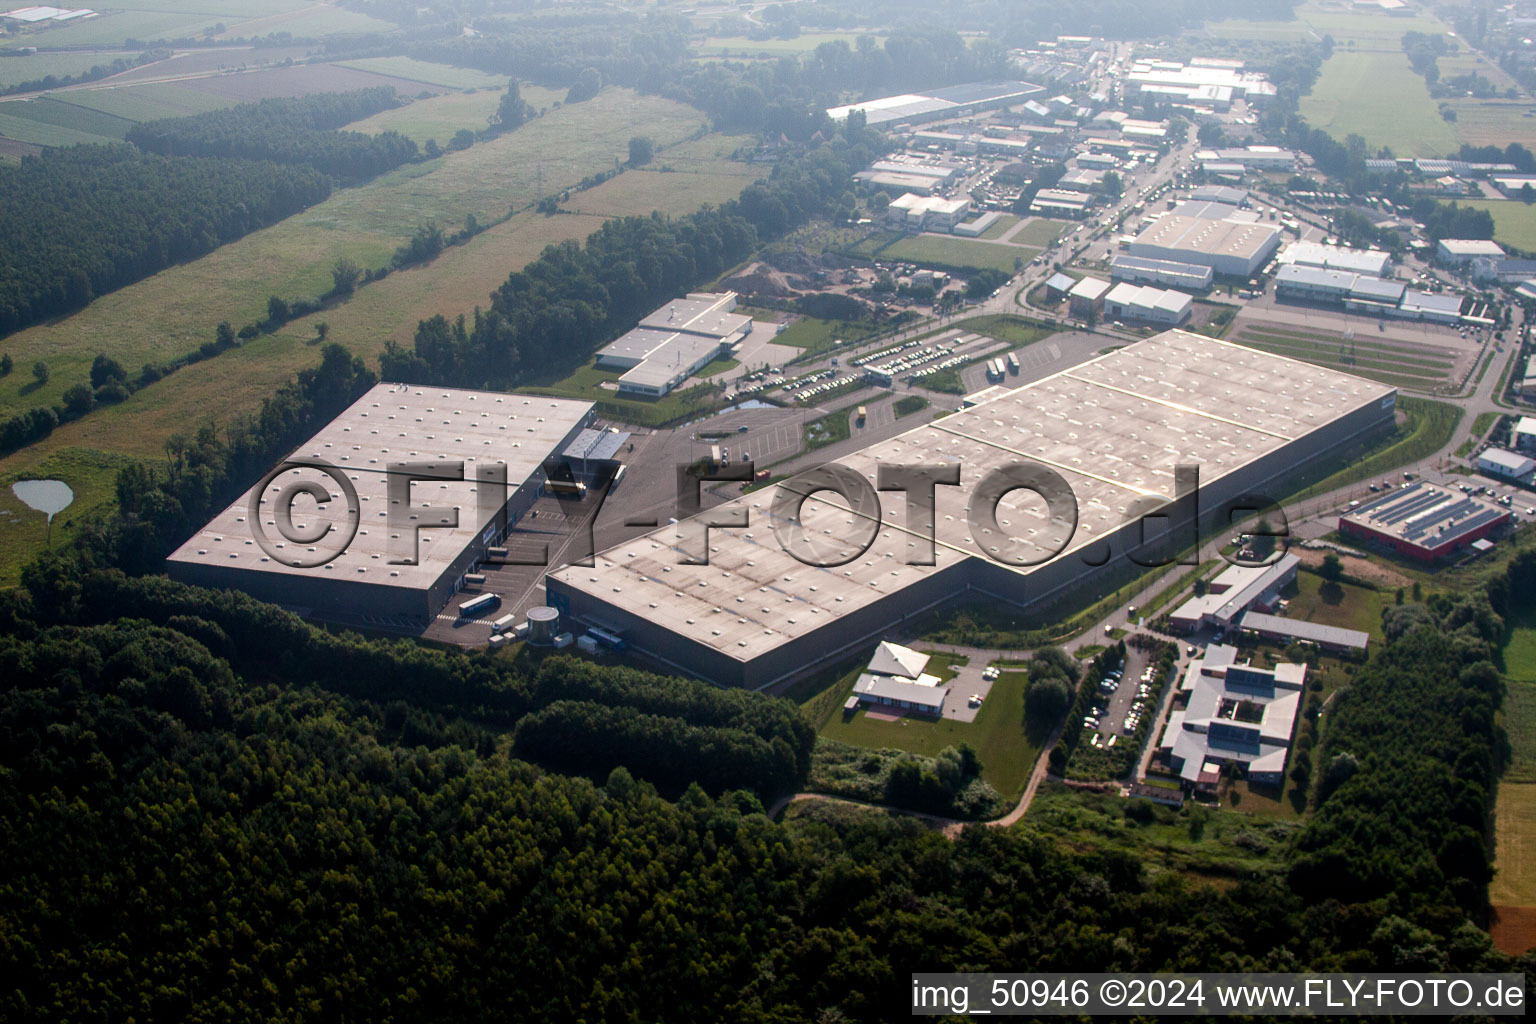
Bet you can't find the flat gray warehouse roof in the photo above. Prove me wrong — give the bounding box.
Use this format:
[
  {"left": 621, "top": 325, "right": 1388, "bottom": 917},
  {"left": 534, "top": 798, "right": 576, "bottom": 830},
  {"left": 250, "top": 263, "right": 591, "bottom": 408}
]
[
  {"left": 549, "top": 331, "right": 1395, "bottom": 667},
  {"left": 168, "top": 384, "right": 593, "bottom": 593}
]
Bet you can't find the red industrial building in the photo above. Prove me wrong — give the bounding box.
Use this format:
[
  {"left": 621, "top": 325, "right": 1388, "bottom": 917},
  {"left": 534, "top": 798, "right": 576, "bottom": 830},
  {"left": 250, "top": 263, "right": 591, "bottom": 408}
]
[{"left": 1338, "top": 482, "right": 1509, "bottom": 562}]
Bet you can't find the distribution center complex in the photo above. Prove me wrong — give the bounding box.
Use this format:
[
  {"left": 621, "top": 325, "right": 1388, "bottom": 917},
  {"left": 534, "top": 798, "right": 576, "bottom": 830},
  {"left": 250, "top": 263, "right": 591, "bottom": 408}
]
[
  {"left": 168, "top": 384, "right": 595, "bottom": 622},
  {"left": 547, "top": 331, "right": 1398, "bottom": 689}
]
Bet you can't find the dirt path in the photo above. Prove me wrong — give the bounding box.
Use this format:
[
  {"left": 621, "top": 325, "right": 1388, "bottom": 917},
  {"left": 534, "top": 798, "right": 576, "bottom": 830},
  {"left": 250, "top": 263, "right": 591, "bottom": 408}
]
[{"left": 768, "top": 712, "right": 1068, "bottom": 835}]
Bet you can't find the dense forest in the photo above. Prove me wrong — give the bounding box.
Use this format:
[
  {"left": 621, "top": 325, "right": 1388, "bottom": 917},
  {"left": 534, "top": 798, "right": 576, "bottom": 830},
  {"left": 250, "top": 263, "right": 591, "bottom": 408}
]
[
  {"left": 0, "top": 90, "right": 420, "bottom": 342},
  {"left": 126, "top": 88, "right": 418, "bottom": 184},
  {"left": 0, "top": 146, "right": 330, "bottom": 337},
  {"left": 1, "top": 533, "right": 1529, "bottom": 1020},
  {"left": 379, "top": 124, "right": 882, "bottom": 387}
]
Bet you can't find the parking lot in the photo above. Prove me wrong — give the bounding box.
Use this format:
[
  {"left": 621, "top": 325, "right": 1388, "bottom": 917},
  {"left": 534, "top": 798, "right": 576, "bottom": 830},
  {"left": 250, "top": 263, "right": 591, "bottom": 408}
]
[{"left": 1080, "top": 644, "right": 1159, "bottom": 749}]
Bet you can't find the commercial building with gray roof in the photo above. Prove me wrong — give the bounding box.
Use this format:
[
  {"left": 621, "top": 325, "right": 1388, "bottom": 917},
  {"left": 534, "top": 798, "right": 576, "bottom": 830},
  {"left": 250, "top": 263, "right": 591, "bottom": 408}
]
[
  {"left": 547, "top": 331, "right": 1398, "bottom": 689},
  {"left": 1236, "top": 611, "right": 1369, "bottom": 655},
  {"left": 595, "top": 292, "right": 753, "bottom": 396},
  {"left": 168, "top": 384, "right": 595, "bottom": 623}
]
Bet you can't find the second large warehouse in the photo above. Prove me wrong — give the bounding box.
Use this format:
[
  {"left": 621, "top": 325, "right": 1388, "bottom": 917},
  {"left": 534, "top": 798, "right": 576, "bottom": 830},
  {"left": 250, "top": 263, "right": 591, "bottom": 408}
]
[
  {"left": 547, "top": 331, "right": 1398, "bottom": 689},
  {"left": 168, "top": 384, "right": 595, "bottom": 623}
]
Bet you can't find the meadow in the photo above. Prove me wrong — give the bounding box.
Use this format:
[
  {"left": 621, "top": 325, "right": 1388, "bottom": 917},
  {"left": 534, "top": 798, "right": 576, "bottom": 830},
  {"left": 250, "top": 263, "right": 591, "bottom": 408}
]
[
  {"left": 0, "top": 87, "right": 714, "bottom": 421},
  {"left": 4, "top": 0, "right": 395, "bottom": 49},
  {"left": 1008, "top": 217, "right": 1070, "bottom": 247},
  {"left": 876, "top": 234, "right": 1036, "bottom": 274},
  {"left": 691, "top": 32, "right": 884, "bottom": 58},
  {"left": 1458, "top": 200, "right": 1536, "bottom": 253},
  {"left": 1201, "top": 1, "right": 1448, "bottom": 49},
  {"left": 1283, "top": 570, "right": 1389, "bottom": 638},
  {"left": 816, "top": 666, "right": 1040, "bottom": 803},
  {"left": 1298, "top": 50, "right": 1459, "bottom": 157},
  {"left": 0, "top": 90, "right": 755, "bottom": 579},
  {"left": 0, "top": 50, "right": 140, "bottom": 89},
  {"left": 348, "top": 84, "right": 564, "bottom": 148},
  {"left": 1494, "top": 607, "right": 1536, "bottom": 907},
  {"left": 335, "top": 57, "right": 507, "bottom": 91}
]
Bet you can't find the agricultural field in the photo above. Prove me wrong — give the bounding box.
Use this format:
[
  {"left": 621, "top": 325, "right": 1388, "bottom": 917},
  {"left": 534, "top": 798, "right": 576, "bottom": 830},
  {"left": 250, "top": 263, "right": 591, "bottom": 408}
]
[
  {"left": 347, "top": 84, "right": 566, "bottom": 148},
  {"left": 1493, "top": 607, "right": 1536, "bottom": 911},
  {"left": 1298, "top": 50, "right": 1458, "bottom": 157},
  {"left": 1459, "top": 200, "right": 1536, "bottom": 254},
  {"left": 560, "top": 151, "right": 757, "bottom": 219},
  {"left": 0, "top": 109, "right": 113, "bottom": 147},
  {"left": 0, "top": 92, "right": 750, "bottom": 578},
  {"left": 44, "top": 79, "right": 236, "bottom": 120},
  {"left": 0, "top": 96, "right": 135, "bottom": 137},
  {"left": 1229, "top": 323, "right": 1457, "bottom": 391},
  {"left": 691, "top": 32, "right": 884, "bottom": 58},
  {"left": 336, "top": 58, "right": 507, "bottom": 92},
  {"left": 817, "top": 666, "right": 1040, "bottom": 803},
  {"left": 0, "top": 89, "right": 716, "bottom": 419},
  {"left": 1202, "top": 0, "right": 1448, "bottom": 49},
  {"left": 876, "top": 234, "right": 1035, "bottom": 274},
  {"left": 4, "top": 0, "right": 397, "bottom": 48},
  {"left": 1441, "top": 102, "right": 1536, "bottom": 154},
  {"left": 0, "top": 50, "right": 140, "bottom": 89}
]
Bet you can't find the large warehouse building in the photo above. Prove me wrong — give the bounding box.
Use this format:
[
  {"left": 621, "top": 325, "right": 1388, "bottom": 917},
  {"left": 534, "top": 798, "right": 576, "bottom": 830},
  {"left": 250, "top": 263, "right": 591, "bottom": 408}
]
[
  {"left": 1124, "top": 215, "right": 1282, "bottom": 278},
  {"left": 1338, "top": 481, "right": 1510, "bottom": 561},
  {"left": 826, "top": 80, "right": 1044, "bottom": 128},
  {"left": 548, "top": 331, "right": 1398, "bottom": 689},
  {"left": 168, "top": 384, "right": 595, "bottom": 623}
]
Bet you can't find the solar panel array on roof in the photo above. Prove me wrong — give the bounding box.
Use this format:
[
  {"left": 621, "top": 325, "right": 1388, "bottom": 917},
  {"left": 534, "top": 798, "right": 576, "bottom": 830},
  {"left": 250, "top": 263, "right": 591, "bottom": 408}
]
[{"left": 1343, "top": 481, "right": 1510, "bottom": 551}]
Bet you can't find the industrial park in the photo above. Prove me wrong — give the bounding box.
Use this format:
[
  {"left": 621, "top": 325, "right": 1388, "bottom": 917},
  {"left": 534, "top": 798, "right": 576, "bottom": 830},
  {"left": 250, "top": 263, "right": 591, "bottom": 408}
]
[{"left": 5, "top": 0, "right": 1536, "bottom": 1003}]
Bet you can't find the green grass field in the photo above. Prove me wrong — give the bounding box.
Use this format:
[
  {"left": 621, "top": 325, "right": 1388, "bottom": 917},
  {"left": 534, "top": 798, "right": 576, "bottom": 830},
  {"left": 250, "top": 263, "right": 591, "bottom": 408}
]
[
  {"left": 1493, "top": 784, "right": 1536, "bottom": 906},
  {"left": 957, "top": 314, "right": 1053, "bottom": 348},
  {"left": 818, "top": 668, "right": 1040, "bottom": 803},
  {"left": 691, "top": 32, "right": 885, "bottom": 57},
  {"left": 0, "top": 109, "right": 114, "bottom": 146},
  {"left": 0, "top": 447, "right": 135, "bottom": 585},
  {"left": 1500, "top": 606, "right": 1536, "bottom": 784},
  {"left": 335, "top": 58, "right": 506, "bottom": 91},
  {"left": 767, "top": 315, "right": 878, "bottom": 355},
  {"left": 1203, "top": 0, "right": 1448, "bottom": 49},
  {"left": 877, "top": 235, "right": 1034, "bottom": 274},
  {"left": 56, "top": 80, "right": 235, "bottom": 121},
  {"left": 977, "top": 213, "right": 1020, "bottom": 240},
  {"left": 1458, "top": 200, "right": 1536, "bottom": 253},
  {"left": 1284, "top": 571, "right": 1388, "bottom": 638},
  {"left": 0, "top": 51, "right": 141, "bottom": 89},
  {"left": 346, "top": 86, "right": 566, "bottom": 148},
  {"left": 0, "top": 88, "right": 714, "bottom": 423},
  {"left": 1010, "top": 218, "right": 1070, "bottom": 247},
  {"left": 7, "top": 1, "right": 396, "bottom": 48},
  {"left": 0, "top": 96, "right": 136, "bottom": 141},
  {"left": 1299, "top": 50, "right": 1459, "bottom": 157}
]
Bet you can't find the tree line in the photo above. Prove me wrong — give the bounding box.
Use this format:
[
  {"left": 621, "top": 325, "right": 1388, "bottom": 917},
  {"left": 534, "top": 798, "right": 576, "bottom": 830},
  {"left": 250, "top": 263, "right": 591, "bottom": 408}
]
[
  {"left": 0, "top": 145, "right": 330, "bottom": 338},
  {"left": 1290, "top": 574, "right": 1516, "bottom": 919},
  {"left": 1, "top": 554, "right": 1528, "bottom": 1021},
  {"left": 125, "top": 87, "right": 417, "bottom": 184}
]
